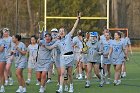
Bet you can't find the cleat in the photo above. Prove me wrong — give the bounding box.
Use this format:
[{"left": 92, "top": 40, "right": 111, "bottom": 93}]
[
  {"left": 25, "top": 80, "right": 30, "bottom": 85},
  {"left": 68, "top": 84, "right": 74, "bottom": 93},
  {"left": 16, "top": 86, "right": 23, "bottom": 93},
  {"left": 0, "top": 86, "right": 5, "bottom": 93},
  {"left": 64, "top": 85, "right": 68, "bottom": 92},
  {"left": 85, "top": 81, "right": 90, "bottom": 88},
  {"left": 46, "top": 79, "right": 52, "bottom": 83},
  {"left": 36, "top": 81, "right": 40, "bottom": 86},
  {"left": 39, "top": 86, "right": 45, "bottom": 93},
  {"left": 9, "top": 78, "right": 14, "bottom": 86}
]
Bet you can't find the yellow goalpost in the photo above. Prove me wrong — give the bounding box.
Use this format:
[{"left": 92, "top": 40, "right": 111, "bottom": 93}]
[{"left": 44, "top": 0, "right": 110, "bottom": 31}]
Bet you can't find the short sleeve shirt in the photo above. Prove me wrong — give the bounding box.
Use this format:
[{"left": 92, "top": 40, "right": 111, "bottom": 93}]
[
  {"left": 73, "top": 36, "right": 83, "bottom": 53},
  {"left": 12, "top": 42, "right": 27, "bottom": 63},
  {"left": 52, "top": 33, "right": 73, "bottom": 55}
]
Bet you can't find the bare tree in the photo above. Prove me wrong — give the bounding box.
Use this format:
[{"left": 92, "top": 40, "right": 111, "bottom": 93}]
[
  {"left": 111, "top": 0, "right": 118, "bottom": 27},
  {"left": 27, "top": 0, "right": 34, "bottom": 35}
]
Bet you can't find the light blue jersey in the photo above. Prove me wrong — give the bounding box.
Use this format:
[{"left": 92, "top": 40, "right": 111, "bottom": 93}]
[
  {"left": 0, "top": 39, "right": 6, "bottom": 62},
  {"left": 110, "top": 40, "right": 126, "bottom": 64},
  {"left": 121, "top": 37, "right": 131, "bottom": 47},
  {"left": 100, "top": 35, "right": 106, "bottom": 42},
  {"left": 12, "top": 42, "right": 27, "bottom": 64},
  {"left": 125, "top": 37, "right": 131, "bottom": 46},
  {"left": 102, "top": 39, "right": 112, "bottom": 57},
  {"left": 11, "top": 42, "right": 27, "bottom": 68},
  {"left": 3, "top": 37, "right": 12, "bottom": 57},
  {"left": 101, "top": 39, "right": 112, "bottom": 64}
]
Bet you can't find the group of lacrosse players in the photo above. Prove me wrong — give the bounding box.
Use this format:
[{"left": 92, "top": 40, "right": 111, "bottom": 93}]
[{"left": 0, "top": 12, "right": 132, "bottom": 93}]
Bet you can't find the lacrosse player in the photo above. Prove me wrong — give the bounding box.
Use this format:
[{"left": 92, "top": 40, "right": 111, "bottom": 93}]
[
  {"left": 108, "top": 31, "right": 127, "bottom": 86},
  {"left": 25, "top": 35, "right": 38, "bottom": 85},
  {"left": 11, "top": 35, "right": 27, "bottom": 92}
]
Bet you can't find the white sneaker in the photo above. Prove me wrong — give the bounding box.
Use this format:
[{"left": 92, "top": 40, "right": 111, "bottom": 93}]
[
  {"left": 23, "top": 87, "right": 26, "bottom": 93},
  {"left": 116, "top": 80, "right": 121, "bottom": 86},
  {"left": 78, "top": 76, "right": 83, "bottom": 80},
  {"left": 121, "top": 72, "right": 126, "bottom": 78},
  {"left": 9, "top": 78, "right": 14, "bottom": 86},
  {"left": 39, "top": 86, "right": 45, "bottom": 93},
  {"left": 99, "top": 79, "right": 105, "bottom": 87},
  {"left": 113, "top": 80, "right": 118, "bottom": 86},
  {"left": 25, "top": 79, "right": 31, "bottom": 85},
  {"left": 0, "top": 86, "right": 5, "bottom": 93},
  {"left": 36, "top": 81, "right": 40, "bottom": 86},
  {"left": 68, "top": 84, "right": 74, "bottom": 93},
  {"left": 4, "top": 80, "right": 8, "bottom": 86},
  {"left": 56, "top": 88, "right": 63, "bottom": 93},
  {"left": 76, "top": 74, "right": 79, "bottom": 79},
  {"left": 78, "top": 74, "right": 83, "bottom": 80},
  {"left": 113, "top": 80, "right": 117, "bottom": 83},
  {"left": 85, "top": 81, "right": 90, "bottom": 88},
  {"left": 64, "top": 85, "right": 68, "bottom": 92},
  {"left": 47, "top": 79, "right": 52, "bottom": 83},
  {"left": 16, "top": 86, "right": 23, "bottom": 93}
]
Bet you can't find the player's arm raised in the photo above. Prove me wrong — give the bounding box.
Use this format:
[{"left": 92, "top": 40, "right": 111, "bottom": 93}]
[{"left": 69, "top": 12, "right": 81, "bottom": 36}]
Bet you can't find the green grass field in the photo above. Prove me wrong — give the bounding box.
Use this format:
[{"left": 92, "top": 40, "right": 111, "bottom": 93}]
[{"left": 4, "top": 52, "right": 140, "bottom": 93}]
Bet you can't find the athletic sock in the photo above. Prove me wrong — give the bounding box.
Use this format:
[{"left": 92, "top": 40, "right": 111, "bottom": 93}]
[
  {"left": 59, "top": 85, "right": 63, "bottom": 90},
  {"left": 121, "top": 72, "right": 124, "bottom": 75},
  {"left": 79, "top": 74, "right": 82, "bottom": 77},
  {"left": 123, "top": 72, "right": 126, "bottom": 76},
  {"left": 1, "top": 85, "right": 4, "bottom": 89},
  {"left": 70, "top": 83, "right": 73, "bottom": 87},
  {"left": 5, "top": 80, "right": 8, "bottom": 83}
]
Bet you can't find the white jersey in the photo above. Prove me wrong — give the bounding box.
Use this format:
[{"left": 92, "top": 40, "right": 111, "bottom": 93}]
[
  {"left": 38, "top": 40, "right": 54, "bottom": 60},
  {"left": 35, "top": 40, "right": 54, "bottom": 71},
  {"left": 27, "top": 44, "right": 38, "bottom": 61},
  {"left": 53, "top": 33, "right": 73, "bottom": 55},
  {"left": 86, "top": 40, "right": 100, "bottom": 62},
  {"left": 73, "top": 36, "right": 83, "bottom": 53}
]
